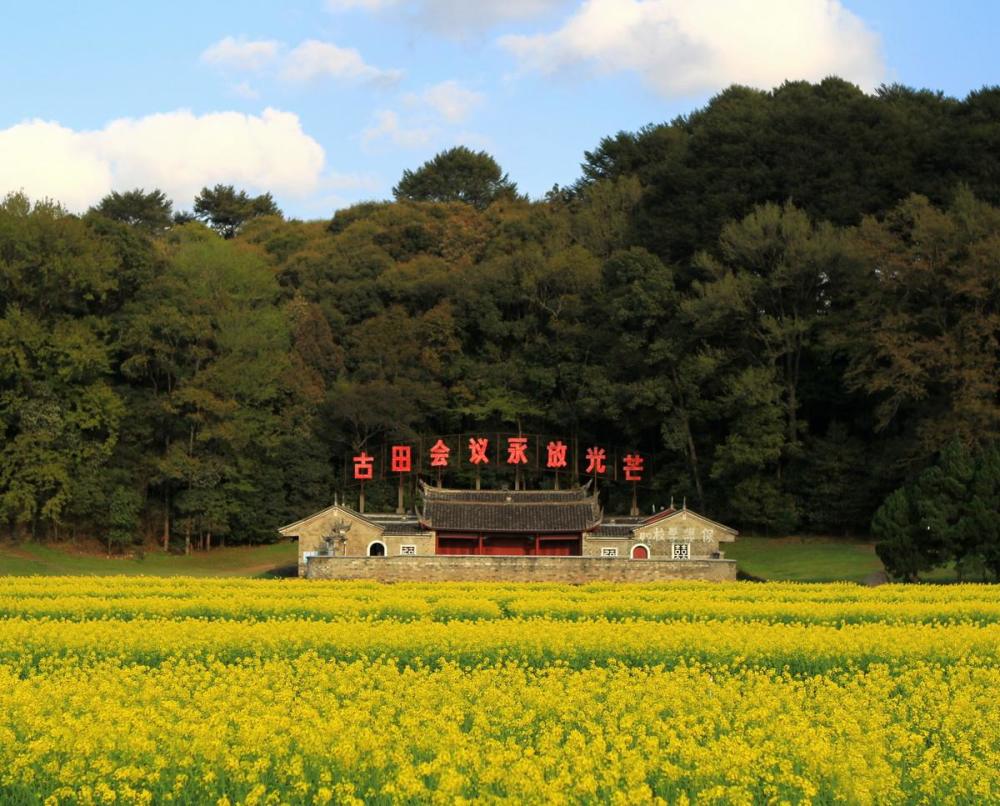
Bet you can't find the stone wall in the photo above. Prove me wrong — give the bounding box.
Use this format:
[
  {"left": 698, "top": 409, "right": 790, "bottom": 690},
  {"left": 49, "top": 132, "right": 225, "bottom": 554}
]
[
  {"left": 378, "top": 534, "right": 436, "bottom": 557},
  {"left": 299, "top": 533, "right": 436, "bottom": 576},
  {"left": 583, "top": 534, "right": 722, "bottom": 560},
  {"left": 305, "top": 555, "right": 737, "bottom": 583}
]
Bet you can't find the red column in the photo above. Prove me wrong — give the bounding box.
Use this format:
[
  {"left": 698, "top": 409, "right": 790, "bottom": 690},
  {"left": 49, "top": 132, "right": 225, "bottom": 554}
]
[{"left": 477, "top": 534, "right": 484, "bottom": 555}]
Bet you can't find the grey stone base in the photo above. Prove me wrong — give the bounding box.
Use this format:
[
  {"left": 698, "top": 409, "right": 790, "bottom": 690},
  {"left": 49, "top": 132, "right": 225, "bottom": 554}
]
[{"left": 305, "top": 555, "right": 737, "bottom": 582}]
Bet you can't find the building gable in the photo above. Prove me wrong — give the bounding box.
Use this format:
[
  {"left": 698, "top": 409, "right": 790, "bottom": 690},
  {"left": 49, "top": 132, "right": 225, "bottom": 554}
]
[
  {"left": 632, "top": 509, "right": 737, "bottom": 543},
  {"left": 282, "top": 504, "right": 387, "bottom": 564},
  {"left": 279, "top": 504, "right": 382, "bottom": 538}
]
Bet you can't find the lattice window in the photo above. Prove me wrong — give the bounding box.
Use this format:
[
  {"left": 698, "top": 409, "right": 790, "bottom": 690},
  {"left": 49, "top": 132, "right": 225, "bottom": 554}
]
[
  {"left": 672, "top": 543, "right": 690, "bottom": 560},
  {"left": 400, "top": 545, "right": 417, "bottom": 556},
  {"left": 601, "top": 547, "right": 619, "bottom": 558}
]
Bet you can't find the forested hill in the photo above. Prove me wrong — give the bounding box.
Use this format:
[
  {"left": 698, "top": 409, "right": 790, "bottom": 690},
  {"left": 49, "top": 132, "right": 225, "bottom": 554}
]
[{"left": 1, "top": 79, "right": 998, "bottom": 571}]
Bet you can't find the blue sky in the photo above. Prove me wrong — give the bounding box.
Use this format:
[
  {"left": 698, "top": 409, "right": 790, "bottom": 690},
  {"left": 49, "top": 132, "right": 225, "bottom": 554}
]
[{"left": 1, "top": 0, "right": 997, "bottom": 219}]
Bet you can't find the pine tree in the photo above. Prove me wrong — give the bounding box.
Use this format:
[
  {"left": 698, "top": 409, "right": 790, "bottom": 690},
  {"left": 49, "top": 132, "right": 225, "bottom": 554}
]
[{"left": 872, "top": 487, "right": 924, "bottom": 581}]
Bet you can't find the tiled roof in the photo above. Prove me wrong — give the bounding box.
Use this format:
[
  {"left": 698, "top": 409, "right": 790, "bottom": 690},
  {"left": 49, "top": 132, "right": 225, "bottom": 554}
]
[
  {"left": 420, "top": 484, "right": 601, "bottom": 534},
  {"left": 364, "top": 515, "right": 428, "bottom": 534},
  {"left": 422, "top": 487, "right": 592, "bottom": 503},
  {"left": 643, "top": 507, "right": 677, "bottom": 525},
  {"left": 589, "top": 524, "right": 636, "bottom": 537},
  {"left": 381, "top": 521, "right": 429, "bottom": 535}
]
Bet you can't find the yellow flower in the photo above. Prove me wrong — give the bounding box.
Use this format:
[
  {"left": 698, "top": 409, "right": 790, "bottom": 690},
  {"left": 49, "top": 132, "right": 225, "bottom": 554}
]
[{"left": 0, "top": 577, "right": 998, "bottom": 803}]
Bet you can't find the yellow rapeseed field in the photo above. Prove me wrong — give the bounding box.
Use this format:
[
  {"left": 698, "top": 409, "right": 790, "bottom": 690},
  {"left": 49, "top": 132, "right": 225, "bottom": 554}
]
[{"left": 0, "top": 578, "right": 998, "bottom": 804}]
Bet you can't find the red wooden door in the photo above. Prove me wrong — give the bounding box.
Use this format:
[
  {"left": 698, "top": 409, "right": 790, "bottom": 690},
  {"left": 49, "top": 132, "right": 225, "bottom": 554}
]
[
  {"left": 536, "top": 536, "right": 582, "bottom": 556},
  {"left": 632, "top": 545, "right": 649, "bottom": 559},
  {"left": 481, "top": 536, "right": 531, "bottom": 555},
  {"left": 437, "top": 535, "right": 479, "bottom": 555}
]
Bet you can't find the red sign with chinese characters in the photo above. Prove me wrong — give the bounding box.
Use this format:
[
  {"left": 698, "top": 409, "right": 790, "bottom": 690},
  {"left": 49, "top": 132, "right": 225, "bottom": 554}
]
[
  {"left": 623, "top": 453, "right": 644, "bottom": 482},
  {"left": 507, "top": 436, "right": 529, "bottom": 465},
  {"left": 429, "top": 439, "right": 450, "bottom": 468},
  {"left": 585, "top": 446, "right": 607, "bottom": 474},
  {"left": 390, "top": 445, "right": 412, "bottom": 473},
  {"left": 546, "top": 440, "right": 568, "bottom": 469},
  {"left": 353, "top": 451, "right": 374, "bottom": 480},
  {"left": 347, "top": 435, "right": 648, "bottom": 483},
  {"left": 468, "top": 437, "right": 489, "bottom": 464}
]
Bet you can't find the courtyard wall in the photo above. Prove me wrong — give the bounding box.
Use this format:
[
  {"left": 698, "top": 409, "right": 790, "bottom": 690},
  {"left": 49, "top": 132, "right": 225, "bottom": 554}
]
[{"left": 305, "top": 555, "right": 737, "bottom": 583}]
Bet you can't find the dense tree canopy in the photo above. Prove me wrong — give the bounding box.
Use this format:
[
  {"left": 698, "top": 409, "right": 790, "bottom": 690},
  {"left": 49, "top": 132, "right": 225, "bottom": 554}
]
[
  {"left": 193, "top": 185, "right": 282, "bottom": 239},
  {"left": 393, "top": 147, "right": 519, "bottom": 208},
  {"left": 874, "top": 441, "right": 1000, "bottom": 580},
  {"left": 578, "top": 79, "right": 1000, "bottom": 265},
  {"left": 0, "top": 79, "right": 997, "bottom": 573},
  {"left": 90, "top": 189, "right": 173, "bottom": 232}
]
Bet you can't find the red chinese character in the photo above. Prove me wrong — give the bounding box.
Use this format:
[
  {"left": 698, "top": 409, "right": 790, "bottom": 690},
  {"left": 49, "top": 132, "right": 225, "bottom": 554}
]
[
  {"left": 546, "top": 440, "right": 568, "bottom": 469},
  {"left": 353, "top": 451, "right": 374, "bottom": 480},
  {"left": 429, "top": 439, "right": 450, "bottom": 468},
  {"left": 585, "top": 447, "right": 607, "bottom": 474},
  {"left": 507, "top": 436, "right": 529, "bottom": 465},
  {"left": 391, "top": 445, "right": 412, "bottom": 473},
  {"left": 468, "top": 437, "right": 489, "bottom": 465},
  {"left": 623, "top": 453, "right": 644, "bottom": 482}
]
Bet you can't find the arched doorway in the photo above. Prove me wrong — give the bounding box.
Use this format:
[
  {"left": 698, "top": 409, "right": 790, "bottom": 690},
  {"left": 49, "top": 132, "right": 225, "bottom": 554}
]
[
  {"left": 631, "top": 544, "right": 649, "bottom": 559},
  {"left": 368, "top": 541, "right": 386, "bottom": 557}
]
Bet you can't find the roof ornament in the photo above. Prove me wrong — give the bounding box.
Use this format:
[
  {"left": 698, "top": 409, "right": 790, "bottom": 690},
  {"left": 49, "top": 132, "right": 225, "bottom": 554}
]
[{"left": 322, "top": 517, "right": 352, "bottom": 556}]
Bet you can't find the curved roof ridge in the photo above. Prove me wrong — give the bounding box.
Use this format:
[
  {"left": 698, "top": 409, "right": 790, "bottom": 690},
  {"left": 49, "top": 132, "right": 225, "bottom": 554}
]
[{"left": 422, "top": 484, "right": 592, "bottom": 495}]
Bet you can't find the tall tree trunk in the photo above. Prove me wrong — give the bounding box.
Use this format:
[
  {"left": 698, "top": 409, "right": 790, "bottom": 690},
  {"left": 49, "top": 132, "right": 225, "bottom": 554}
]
[
  {"left": 671, "top": 368, "right": 705, "bottom": 510},
  {"left": 162, "top": 487, "right": 170, "bottom": 552},
  {"left": 785, "top": 344, "right": 803, "bottom": 449},
  {"left": 787, "top": 375, "right": 798, "bottom": 448},
  {"left": 685, "top": 423, "right": 705, "bottom": 511},
  {"left": 162, "top": 431, "right": 171, "bottom": 552}
]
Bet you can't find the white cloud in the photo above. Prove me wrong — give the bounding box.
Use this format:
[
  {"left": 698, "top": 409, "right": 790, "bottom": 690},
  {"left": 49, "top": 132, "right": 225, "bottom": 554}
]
[
  {"left": 326, "top": 0, "right": 569, "bottom": 36},
  {"left": 0, "top": 121, "right": 113, "bottom": 211},
  {"left": 407, "top": 80, "right": 484, "bottom": 123},
  {"left": 202, "top": 36, "right": 401, "bottom": 88},
  {"left": 362, "top": 110, "right": 436, "bottom": 150},
  {"left": 0, "top": 109, "right": 327, "bottom": 212},
  {"left": 282, "top": 39, "right": 403, "bottom": 85},
  {"left": 201, "top": 36, "right": 281, "bottom": 71},
  {"left": 500, "top": 0, "right": 886, "bottom": 96}
]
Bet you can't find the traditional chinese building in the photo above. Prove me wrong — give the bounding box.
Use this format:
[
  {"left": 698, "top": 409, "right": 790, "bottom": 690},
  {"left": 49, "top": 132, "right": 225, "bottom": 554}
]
[{"left": 279, "top": 483, "right": 738, "bottom": 582}]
